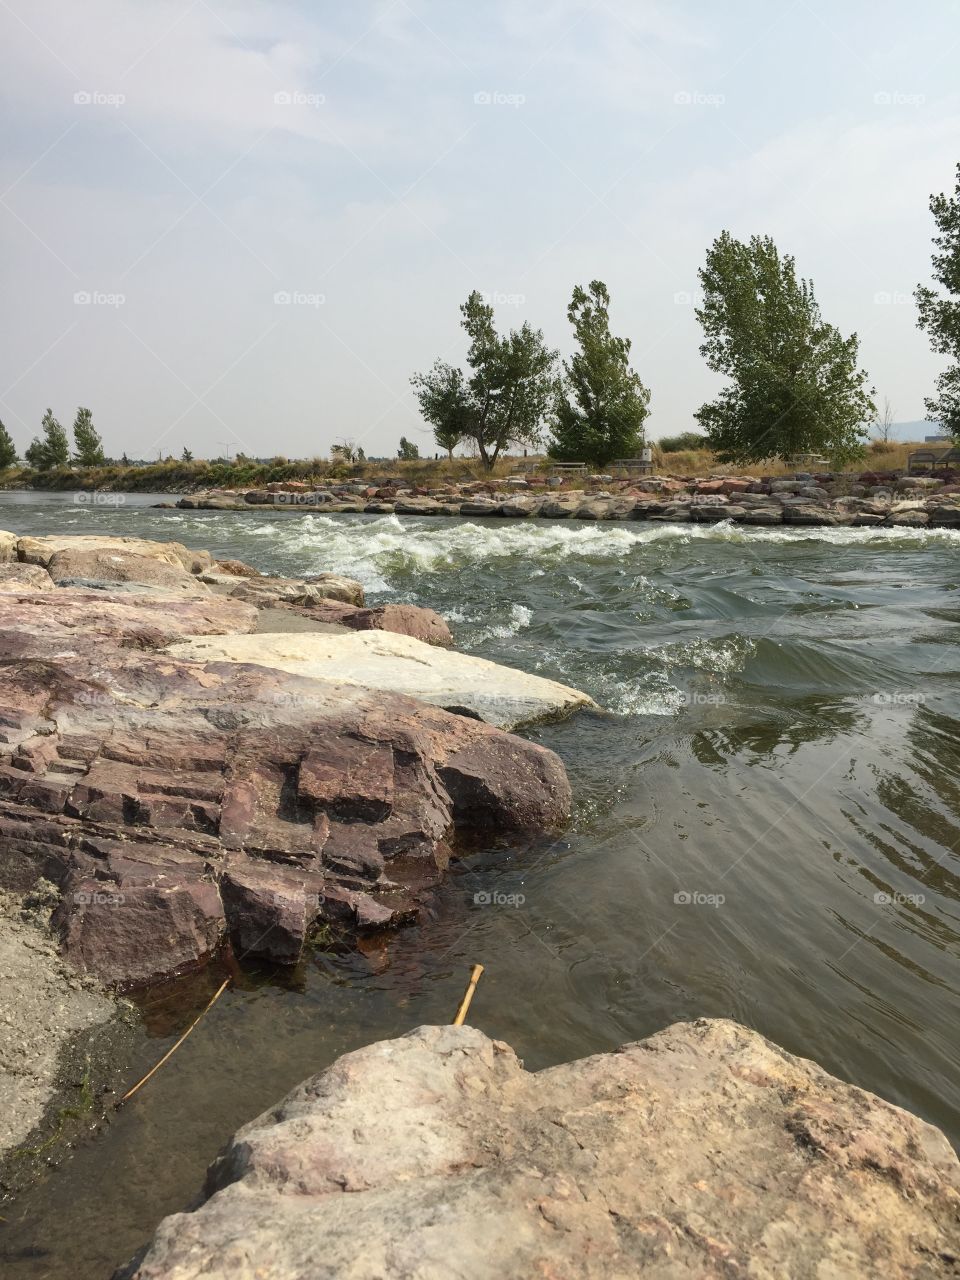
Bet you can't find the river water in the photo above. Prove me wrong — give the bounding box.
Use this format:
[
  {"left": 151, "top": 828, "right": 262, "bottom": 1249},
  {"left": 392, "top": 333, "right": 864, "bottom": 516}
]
[{"left": 2, "top": 492, "right": 959, "bottom": 1278}]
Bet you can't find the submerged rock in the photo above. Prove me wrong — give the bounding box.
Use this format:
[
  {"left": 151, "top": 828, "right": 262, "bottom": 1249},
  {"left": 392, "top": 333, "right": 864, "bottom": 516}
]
[
  {"left": 165, "top": 630, "right": 597, "bottom": 730},
  {"left": 120, "top": 1019, "right": 960, "bottom": 1279}
]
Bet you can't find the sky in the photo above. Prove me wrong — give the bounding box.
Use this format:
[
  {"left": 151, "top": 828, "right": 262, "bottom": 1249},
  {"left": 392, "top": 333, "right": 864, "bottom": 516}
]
[{"left": 1, "top": 0, "right": 958, "bottom": 461}]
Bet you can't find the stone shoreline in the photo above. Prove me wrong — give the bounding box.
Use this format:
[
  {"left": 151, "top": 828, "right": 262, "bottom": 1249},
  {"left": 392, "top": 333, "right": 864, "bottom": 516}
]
[
  {"left": 0, "top": 530, "right": 587, "bottom": 993},
  {"left": 169, "top": 468, "right": 960, "bottom": 528},
  {"left": 119, "top": 1019, "right": 960, "bottom": 1278}
]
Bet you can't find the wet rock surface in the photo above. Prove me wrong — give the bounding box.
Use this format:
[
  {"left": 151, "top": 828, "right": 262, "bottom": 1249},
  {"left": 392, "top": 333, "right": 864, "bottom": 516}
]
[
  {"left": 120, "top": 1018, "right": 960, "bottom": 1279},
  {"left": 0, "top": 534, "right": 574, "bottom": 989},
  {"left": 0, "top": 652, "right": 570, "bottom": 986}
]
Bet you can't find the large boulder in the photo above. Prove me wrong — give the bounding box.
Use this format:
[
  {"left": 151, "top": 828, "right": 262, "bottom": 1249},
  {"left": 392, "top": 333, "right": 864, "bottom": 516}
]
[
  {"left": 165, "top": 631, "right": 596, "bottom": 730},
  {"left": 46, "top": 548, "right": 211, "bottom": 596},
  {"left": 0, "top": 563, "right": 55, "bottom": 592},
  {"left": 0, "top": 530, "right": 17, "bottom": 562},
  {"left": 119, "top": 1019, "right": 960, "bottom": 1280},
  {"left": 17, "top": 535, "right": 211, "bottom": 575},
  {"left": 289, "top": 600, "right": 454, "bottom": 647},
  {"left": 0, "top": 589, "right": 258, "bottom": 650},
  {"left": 0, "top": 650, "right": 570, "bottom": 986},
  {"left": 226, "top": 574, "right": 364, "bottom": 608}
]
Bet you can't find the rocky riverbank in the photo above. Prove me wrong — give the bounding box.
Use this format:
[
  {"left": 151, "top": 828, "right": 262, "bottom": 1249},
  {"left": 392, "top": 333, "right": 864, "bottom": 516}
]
[
  {"left": 119, "top": 1018, "right": 960, "bottom": 1278},
  {"left": 0, "top": 530, "right": 588, "bottom": 993},
  {"left": 170, "top": 466, "right": 960, "bottom": 527},
  {"left": 0, "top": 885, "right": 137, "bottom": 1196}
]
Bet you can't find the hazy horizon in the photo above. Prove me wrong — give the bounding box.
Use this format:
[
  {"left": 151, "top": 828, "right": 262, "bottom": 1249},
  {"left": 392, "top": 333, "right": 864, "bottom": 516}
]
[{"left": 1, "top": 1, "right": 957, "bottom": 461}]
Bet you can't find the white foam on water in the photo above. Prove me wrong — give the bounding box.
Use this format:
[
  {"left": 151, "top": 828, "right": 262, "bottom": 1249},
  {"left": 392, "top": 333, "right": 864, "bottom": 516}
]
[
  {"left": 243, "top": 513, "right": 960, "bottom": 592},
  {"left": 475, "top": 602, "right": 533, "bottom": 642}
]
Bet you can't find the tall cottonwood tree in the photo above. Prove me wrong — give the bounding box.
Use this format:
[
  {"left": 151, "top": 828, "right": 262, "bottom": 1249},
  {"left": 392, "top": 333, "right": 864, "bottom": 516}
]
[
  {"left": 695, "top": 232, "right": 874, "bottom": 465},
  {"left": 916, "top": 163, "right": 960, "bottom": 439},
  {"left": 549, "top": 280, "right": 651, "bottom": 467},
  {"left": 411, "top": 291, "right": 557, "bottom": 470}
]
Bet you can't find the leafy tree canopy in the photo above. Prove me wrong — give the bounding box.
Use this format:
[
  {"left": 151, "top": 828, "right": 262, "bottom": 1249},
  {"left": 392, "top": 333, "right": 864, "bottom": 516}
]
[
  {"left": 72, "top": 406, "right": 105, "bottom": 466},
  {"left": 25, "top": 409, "right": 70, "bottom": 471},
  {"left": 0, "top": 418, "right": 18, "bottom": 470},
  {"left": 397, "top": 436, "right": 420, "bottom": 460},
  {"left": 548, "top": 280, "right": 651, "bottom": 467},
  {"left": 695, "top": 232, "right": 874, "bottom": 466},
  {"left": 916, "top": 162, "right": 960, "bottom": 440},
  {"left": 412, "top": 291, "right": 557, "bottom": 470}
]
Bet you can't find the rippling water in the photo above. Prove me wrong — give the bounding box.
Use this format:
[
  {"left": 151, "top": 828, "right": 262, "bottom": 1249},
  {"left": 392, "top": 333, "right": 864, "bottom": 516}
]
[{"left": 2, "top": 494, "right": 960, "bottom": 1278}]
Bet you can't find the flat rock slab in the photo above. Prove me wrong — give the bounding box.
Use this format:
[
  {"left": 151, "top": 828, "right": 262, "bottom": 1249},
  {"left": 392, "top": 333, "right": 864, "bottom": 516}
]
[
  {"left": 46, "top": 548, "right": 211, "bottom": 596},
  {"left": 166, "top": 631, "right": 597, "bottom": 730},
  {"left": 17, "top": 535, "right": 212, "bottom": 574},
  {"left": 120, "top": 1019, "right": 960, "bottom": 1279},
  {"left": 0, "top": 650, "right": 570, "bottom": 986},
  {"left": 0, "top": 589, "right": 258, "bottom": 650}
]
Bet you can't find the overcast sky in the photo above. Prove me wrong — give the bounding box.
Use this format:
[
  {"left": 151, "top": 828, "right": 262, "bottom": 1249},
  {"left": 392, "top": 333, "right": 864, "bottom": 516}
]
[{"left": 1, "top": 1, "right": 957, "bottom": 460}]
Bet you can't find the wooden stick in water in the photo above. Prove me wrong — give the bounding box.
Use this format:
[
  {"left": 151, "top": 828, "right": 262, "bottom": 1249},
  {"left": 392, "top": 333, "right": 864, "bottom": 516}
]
[
  {"left": 452, "top": 964, "right": 484, "bottom": 1026},
  {"left": 117, "top": 977, "right": 231, "bottom": 1107}
]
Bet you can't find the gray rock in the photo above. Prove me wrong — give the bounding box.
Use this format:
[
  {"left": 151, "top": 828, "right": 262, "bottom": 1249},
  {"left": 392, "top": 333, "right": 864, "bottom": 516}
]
[{"left": 121, "top": 1019, "right": 960, "bottom": 1280}]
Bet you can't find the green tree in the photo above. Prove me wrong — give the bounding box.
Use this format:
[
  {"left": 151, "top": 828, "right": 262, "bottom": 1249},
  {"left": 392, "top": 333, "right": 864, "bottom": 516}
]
[
  {"left": 916, "top": 163, "right": 960, "bottom": 439},
  {"left": 182, "top": 446, "right": 194, "bottom": 461},
  {"left": 695, "top": 232, "right": 874, "bottom": 465},
  {"left": 25, "top": 409, "right": 70, "bottom": 470},
  {"left": 0, "top": 419, "right": 18, "bottom": 469},
  {"left": 72, "top": 406, "right": 105, "bottom": 465},
  {"left": 397, "top": 436, "right": 420, "bottom": 460},
  {"left": 548, "top": 280, "right": 651, "bottom": 467},
  {"left": 411, "top": 291, "right": 557, "bottom": 470}
]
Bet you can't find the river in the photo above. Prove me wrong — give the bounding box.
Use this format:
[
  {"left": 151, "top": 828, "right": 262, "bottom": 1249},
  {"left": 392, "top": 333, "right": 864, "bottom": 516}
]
[{"left": 2, "top": 491, "right": 959, "bottom": 1278}]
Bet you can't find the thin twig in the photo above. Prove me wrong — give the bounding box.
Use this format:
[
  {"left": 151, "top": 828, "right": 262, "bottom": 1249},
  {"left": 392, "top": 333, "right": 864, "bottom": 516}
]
[
  {"left": 452, "top": 964, "right": 484, "bottom": 1026},
  {"left": 116, "top": 977, "right": 231, "bottom": 1107}
]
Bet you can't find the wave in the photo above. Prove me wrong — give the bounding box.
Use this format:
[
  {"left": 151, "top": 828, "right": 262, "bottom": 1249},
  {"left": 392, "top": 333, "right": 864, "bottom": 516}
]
[{"left": 241, "top": 513, "right": 960, "bottom": 587}]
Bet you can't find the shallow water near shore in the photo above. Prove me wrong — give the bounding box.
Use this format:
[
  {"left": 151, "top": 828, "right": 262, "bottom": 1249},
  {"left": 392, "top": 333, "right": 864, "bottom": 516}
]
[{"left": 2, "top": 492, "right": 960, "bottom": 1278}]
